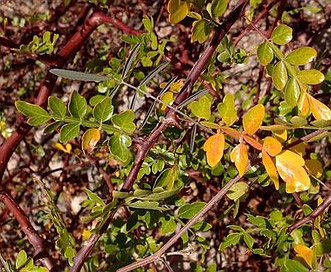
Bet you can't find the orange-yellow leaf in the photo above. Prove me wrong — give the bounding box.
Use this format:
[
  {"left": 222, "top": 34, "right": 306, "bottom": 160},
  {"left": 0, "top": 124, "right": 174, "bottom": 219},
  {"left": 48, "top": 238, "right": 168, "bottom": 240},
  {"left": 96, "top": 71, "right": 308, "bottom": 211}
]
[
  {"left": 204, "top": 133, "right": 225, "bottom": 167},
  {"left": 294, "top": 244, "right": 313, "bottom": 268},
  {"left": 82, "top": 128, "right": 101, "bottom": 153},
  {"left": 307, "top": 94, "right": 331, "bottom": 121},
  {"left": 305, "top": 159, "right": 323, "bottom": 178},
  {"left": 275, "top": 150, "right": 311, "bottom": 193},
  {"left": 242, "top": 134, "right": 262, "bottom": 150},
  {"left": 288, "top": 137, "right": 307, "bottom": 156},
  {"left": 220, "top": 126, "right": 241, "bottom": 139},
  {"left": 262, "top": 150, "right": 279, "bottom": 190},
  {"left": 54, "top": 143, "right": 72, "bottom": 154},
  {"left": 273, "top": 129, "right": 287, "bottom": 143},
  {"left": 230, "top": 143, "right": 248, "bottom": 177},
  {"left": 298, "top": 92, "right": 310, "bottom": 116},
  {"left": 263, "top": 136, "right": 282, "bottom": 156},
  {"left": 243, "top": 104, "right": 265, "bottom": 135}
]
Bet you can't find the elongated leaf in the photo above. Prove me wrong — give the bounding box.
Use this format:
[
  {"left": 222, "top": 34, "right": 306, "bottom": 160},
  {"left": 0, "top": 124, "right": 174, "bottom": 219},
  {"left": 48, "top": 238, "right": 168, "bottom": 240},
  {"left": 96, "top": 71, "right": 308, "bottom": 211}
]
[
  {"left": 262, "top": 151, "right": 279, "bottom": 190},
  {"left": 271, "top": 24, "right": 293, "bottom": 45},
  {"left": 50, "top": 68, "right": 110, "bottom": 82},
  {"left": 285, "top": 78, "right": 300, "bottom": 107},
  {"left": 82, "top": 128, "right": 100, "bottom": 153},
  {"left": 298, "top": 92, "right": 310, "bottom": 116},
  {"left": 275, "top": 150, "right": 310, "bottom": 193},
  {"left": 60, "top": 122, "right": 80, "bottom": 142},
  {"left": 230, "top": 143, "right": 248, "bottom": 177},
  {"left": 272, "top": 61, "right": 288, "bottom": 91},
  {"left": 307, "top": 94, "right": 331, "bottom": 120},
  {"left": 141, "top": 78, "right": 177, "bottom": 128},
  {"left": 139, "top": 62, "right": 169, "bottom": 86},
  {"left": 218, "top": 93, "right": 237, "bottom": 126},
  {"left": 93, "top": 97, "right": 114, "bottom": 123},
  {"left": 257, "top": 42, "right": 274, "bottom": 66},
  {"left": 178, "top": 89, "right": 208, "bottom": 109},
  {"left": 188, "top": 95, "right": 211, "bottom": 120},
  {"left": 285, "top": 47, "right": 317, "bottom": 66},
  {"left": 69, "top": 91, "right": 87, "bottom": 120},
  {"left": 177, "top": 202, "right": 206, "bottom": 219},
  {"left": 243, "top": 104, "right": 265, "bottom": 135},
  {"left": 294, "top": 244, "right": 313, "bottom": 268},
  {"left": 190, "top": 123, "right": 197, "bottom": 154},
  {"left": 121, "top": 43, "right": 140, "bottom": 79},
  {"left": 48, "top": 96, "right": 66, "bottom": 118},
  {"left": 204, "top": 133, "right": 225, "bottom": 167},
  {"left": 262, "top": 136, "right": 282, "bottom": 156},
  {"left": 296, "top": 69, "right": 325, "bottom": 85}
]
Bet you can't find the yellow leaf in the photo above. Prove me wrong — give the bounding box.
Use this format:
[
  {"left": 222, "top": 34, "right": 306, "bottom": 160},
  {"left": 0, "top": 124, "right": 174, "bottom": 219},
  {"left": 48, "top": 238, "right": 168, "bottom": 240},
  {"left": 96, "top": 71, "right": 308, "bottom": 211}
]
[
  {"left": 230, "top": 143, "right": 248, "bottom": 177},
  {"left": 160, "top": 91, "right": 174, "bottom": 111},
  {"left": 204, "top": 133, "right": 225, "bottom": 167},
  {"left": 243, "top": 104, "right": 265, "bottom": 135},
  {"left": 294, "top": 244, "right": 313, "bottom": 268},
  {"left": 54, "top": 142, "right": 72, "bottom": 154},
  {"left": 262, "top": 136, "right": 282, "bottom": 156},
  {"left": 288, "top": 137, "right": 306, "bottom": 156},
  {"left": 82, "top": 128, "right": 101, "bottom": 153},
  {"left": 220, "top": 127, "right": 241, "bottom": 139},
  {"left": 273, "top": 129, "right": 287, "bottom": 143},
  {"left": 298, "top": 92, "right": 310, "bottom": 116},
  {"left": 307, "top": 93, "right": 331, "bottom": 120},
  {"left": 262, "top": 151, "right": 279, "bottom": 190},
  {"left": 82, "top": 229, "right": 92, "bottom": 241},
  {"left": 275, "top": 150, "right": 311, "bottom": 193},
  {"left": 305, "top": 159, "right": 323, "bottom": 178}
]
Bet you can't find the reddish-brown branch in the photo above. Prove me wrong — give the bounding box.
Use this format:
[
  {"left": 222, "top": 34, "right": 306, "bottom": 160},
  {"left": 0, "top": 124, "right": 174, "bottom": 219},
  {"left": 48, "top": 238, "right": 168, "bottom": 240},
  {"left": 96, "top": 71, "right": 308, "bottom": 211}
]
[
  {"left": 0, "top": 190, "right": 56, "bottom": 271},
  {"left": 288, "top": 193, "right": 331, "bottom": 233}
]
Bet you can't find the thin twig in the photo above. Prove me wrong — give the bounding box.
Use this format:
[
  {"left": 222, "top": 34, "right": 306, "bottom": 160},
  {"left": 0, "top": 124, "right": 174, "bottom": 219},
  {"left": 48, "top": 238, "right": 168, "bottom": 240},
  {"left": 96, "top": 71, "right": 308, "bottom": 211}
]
[{"left": 287, "top": 193, "right": 331, "bottom": 233}]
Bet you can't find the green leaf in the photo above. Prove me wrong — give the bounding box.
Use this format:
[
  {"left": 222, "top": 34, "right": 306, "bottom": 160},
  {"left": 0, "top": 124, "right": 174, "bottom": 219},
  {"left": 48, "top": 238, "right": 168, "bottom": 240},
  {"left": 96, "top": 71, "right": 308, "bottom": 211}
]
[
  {"left": 257, "top": 42, "right": 274, "bottom": 65},
  {"left": 154, "top": 168, "right": 176, "bottom": 190},
  {"left": 210, "top": 0, "right": 228, "bottom": 17},
  {"left": 109, "top": 133, "right": 132, "bottom": 162},
  {"left": 284, "top": 78, "right": 300, "bottom": 107},
  {"left": 59, "top": 122, "right": 80, "bottom": 142},
  {"left": 296, "top": 69, "right": 325, "bottom": 85},
  {"left": 177, "top": 202, "right": 206, "bottom": 219},
  {"left": 271, "top": 24, "right": 293, "bottom": 45},
  {"left": 69, "top": 91, "right": 87, "bottom": 119},
  {"left": 272, "top": 61, "right": 288, "bottom": 90},
  {"left": 48, "top": 96, "right": 66, "bottom": 118},
  {"left": 285, "top": 47, "right": 317, "bottom": 66},
  {"left": 226, "top": 181, "right": 249, "bottom": 201},
  {"left": 168, "top": 0, "right": 189, "bottom": 24},
  {"left": 93, "top": 97, "right": 114, "bottom": 123},
  {"left": 129, "top": 201, "right": 168, "bottom": 211},
  {"left": 191, "top": 19, "right": 212, "bottom": 44},
  {"left": 243, "top": 232, "right": 254, "bottom": 249},
  {"left": 160, "top": 217, "right": 177, "bottom": 235},
  {"left": 219, "top": 233, "right": 242, "bottom": 251},
  {"left": 218, "top": 93, "right": 237, "bottom": 126},
  {"left": 188, "top": 95, "right": 211, "bottom": 120},
  {"left": 281, "top": 259, "right": 309, "bottom": 272},
  {"left": 191, "top": 221, "right": 212, "bottom": 231},
  {"left": 16, "top": 250, "right": 28, "bottom": 269},
  {"left": 16, "top": 101, "right": 51, "bottom": 126},
  {"left": 50, "top": 68, "right": 110, "bottom": 82},
  {"left": 112, "top": 110, "right": 136, "bottom": 134},
  {"left": 142, "top": 17, "right": 154, "bottom": 32},
  {"left": 84, "top": 189, "right": 105, "bottom": 206}
]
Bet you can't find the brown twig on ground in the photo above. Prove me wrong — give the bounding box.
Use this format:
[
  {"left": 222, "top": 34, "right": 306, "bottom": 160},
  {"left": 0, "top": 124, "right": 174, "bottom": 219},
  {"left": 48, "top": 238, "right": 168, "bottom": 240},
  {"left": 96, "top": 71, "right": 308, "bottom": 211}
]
[{"left": 0, "top": 190, "right": 56, "bottom": 271}]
